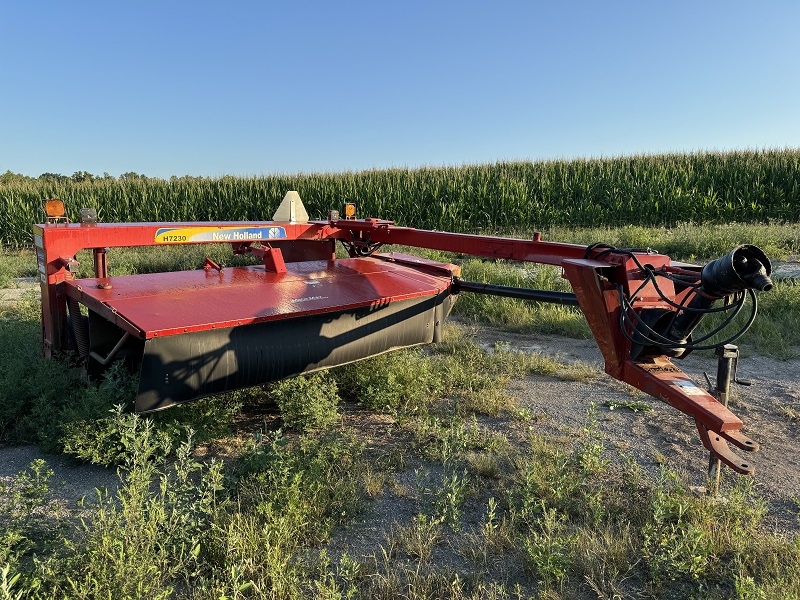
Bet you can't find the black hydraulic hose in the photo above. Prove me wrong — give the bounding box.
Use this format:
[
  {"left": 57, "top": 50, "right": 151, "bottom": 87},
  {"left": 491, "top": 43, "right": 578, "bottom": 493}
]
[{"left": 452, "top": 277, "right": 580, "bottom": 306}]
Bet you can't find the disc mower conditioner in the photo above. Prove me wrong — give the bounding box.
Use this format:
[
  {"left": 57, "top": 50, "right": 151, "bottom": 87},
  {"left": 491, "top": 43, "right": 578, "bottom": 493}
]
[{"left": 33, "top": 193, "right": 772, "bottom": 475}]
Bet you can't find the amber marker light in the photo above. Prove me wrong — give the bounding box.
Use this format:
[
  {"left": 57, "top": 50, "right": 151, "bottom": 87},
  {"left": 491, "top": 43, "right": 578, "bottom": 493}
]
[{"left": 43, "top": 198, "right": 69, "bottom": 223}]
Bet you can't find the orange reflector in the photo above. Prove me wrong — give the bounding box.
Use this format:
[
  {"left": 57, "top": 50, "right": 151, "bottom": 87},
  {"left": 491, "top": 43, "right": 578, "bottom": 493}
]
[
  {"left": 344, "top": 203, "right": 356, "bottom": 219},
  {"left": 45, "top": 199, "right": 66, "bottom": 218}
]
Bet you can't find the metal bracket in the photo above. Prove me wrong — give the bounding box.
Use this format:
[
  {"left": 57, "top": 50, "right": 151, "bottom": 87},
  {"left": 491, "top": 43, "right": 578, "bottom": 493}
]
[{"left": 696, "top": 420, "right": 755, "bottom": 475}]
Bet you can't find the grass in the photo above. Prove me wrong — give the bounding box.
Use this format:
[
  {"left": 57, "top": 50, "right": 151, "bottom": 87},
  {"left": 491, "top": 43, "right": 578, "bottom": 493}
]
[
  {"left": 0, "top": 248, "right": 37, "bottom": 287},
  {"left": 452, "top": 259, "right": 592, "bottom": 338},
  {"left": 538, "top": 221, "right": 800, "bottom": 262},
  {"left": 0, "top": 317, "right": 799, "bottom": 598},
  {"left": 2, "top": 218, "right": 800, "bottom": 598}
]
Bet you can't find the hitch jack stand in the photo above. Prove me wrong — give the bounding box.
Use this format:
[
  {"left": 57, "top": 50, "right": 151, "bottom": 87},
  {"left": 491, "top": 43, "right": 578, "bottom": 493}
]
[{"left": 707, "top": 344, "right": 741, "bottom": 495}]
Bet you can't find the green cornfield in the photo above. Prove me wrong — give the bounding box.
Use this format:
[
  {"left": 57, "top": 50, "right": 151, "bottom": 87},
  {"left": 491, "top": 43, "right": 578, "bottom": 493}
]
[{"left": 2, "top": 149, "right": 799, "bottom": 246}]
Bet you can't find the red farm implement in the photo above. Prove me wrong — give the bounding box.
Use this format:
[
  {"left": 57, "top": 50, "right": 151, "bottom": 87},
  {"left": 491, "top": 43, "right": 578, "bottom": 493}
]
[{"left": 34, "top": 193, "right": 773, "bottom": 475}]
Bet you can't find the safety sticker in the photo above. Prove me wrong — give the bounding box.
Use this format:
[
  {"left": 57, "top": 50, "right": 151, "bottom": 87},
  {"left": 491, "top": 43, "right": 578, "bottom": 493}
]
[
  {"left": 154, "top": 226, "right": 287, "bottom": 244},
  {"left": 674, "top": 380, "right": 706, "bottom": 396}
]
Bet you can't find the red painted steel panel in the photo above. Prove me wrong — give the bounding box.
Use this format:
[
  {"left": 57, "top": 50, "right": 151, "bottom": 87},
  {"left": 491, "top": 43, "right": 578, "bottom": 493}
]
[
  {"left": 622, "top": 360, "right": 742, "bottom": 433},
  {"left": 63, "top": 258, "right": 454, "bottom": 339}
]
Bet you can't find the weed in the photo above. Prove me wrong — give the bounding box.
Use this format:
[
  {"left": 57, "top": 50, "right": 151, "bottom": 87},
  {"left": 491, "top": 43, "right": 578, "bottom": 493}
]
[
  {"left": 62, "top": 404, "right": 172, "bottom": 466},
  {"left": 417, "top": 467, "right": 470, "bottom": 531},
  {"left": 16, "top": 424, "right": 225, "bottom": 598},
  {"left": 336, "top": 348, "right": 440, "bottom": 415},
  {"left": 268, "top": 371, "right": 340, "bottom": 432},
  {"left": 573, "top": 524, "right": 635, "bottom": 598},
  {"left": 641, "top": 472, "right": 712, "bottom": 585},
  {"left": 0, "top": 564, "right": 23, "bottom": 600},
  {"left": 734, "top": 575, "right": 767, "bottom": 600},
  {"left": 514, "top": 406, "right": 610, "bottom": 529},
  {"left": 311, "top": 550, "right": 360, "bottom": 599},
  {"left": 413, "top": 414, "right": 506, "bottom": 464},
  {"left": 336, "top": 552, "right": 361, "bottom": 597},
  {"left": 478, "top": 497, "right": 515, "bottom": 558},
  {"left": 338, "top": 324, "right": 597, "bottom": 421},
  {"left": 235, "top": 429, "right": 366, "bottom": 543},
  {"left": 391, "top": 513, "right": 443, "bottom": 561},
  {"left": 0, "top": 305, "right": 154, "bottom": 453},
  {"left": 522, "top": 504, "right": 576, "bottom": 587},
  {"left": 362, "top": 465, "right": 389, "bottom": 498},
  {"left": 61, "top": 387, "right": 243, "bottom": 467},
  {"left": 465, "top": 451, "right": 501, "bottom": 480},
  {"left": 0, "top": 459, "right": 60, "bottom": 570},
  {"left": 780, "top": 404, "right": 800, "bottom": 422}
]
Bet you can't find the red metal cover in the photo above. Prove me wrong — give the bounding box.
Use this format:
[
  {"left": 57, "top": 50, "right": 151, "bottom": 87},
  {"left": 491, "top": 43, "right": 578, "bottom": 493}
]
[{"left": 63, "top": 257, "right": 456, "bottom": 339}]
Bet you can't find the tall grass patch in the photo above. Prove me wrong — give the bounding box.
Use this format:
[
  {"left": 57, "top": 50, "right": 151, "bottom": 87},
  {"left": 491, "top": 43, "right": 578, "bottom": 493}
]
[{"left": 453, "top": 259, "right": 591, "bottom": 337}]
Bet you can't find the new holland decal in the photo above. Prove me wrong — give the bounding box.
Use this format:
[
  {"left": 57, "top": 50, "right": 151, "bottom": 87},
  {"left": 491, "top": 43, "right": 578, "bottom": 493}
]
[{"left": 154, "top": 226, "right": 287, "bottom": 244}]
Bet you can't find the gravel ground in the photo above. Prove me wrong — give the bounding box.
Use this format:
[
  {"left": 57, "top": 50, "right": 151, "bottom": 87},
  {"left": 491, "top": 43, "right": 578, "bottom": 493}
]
[{"left": 469, "top": 326, "right": 800, "bottom": 534}]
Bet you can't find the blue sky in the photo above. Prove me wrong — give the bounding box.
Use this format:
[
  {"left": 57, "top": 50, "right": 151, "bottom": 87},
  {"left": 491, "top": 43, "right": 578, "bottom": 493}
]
[{"left": 1, "top": 1, "right": 798, "bottom": 178}]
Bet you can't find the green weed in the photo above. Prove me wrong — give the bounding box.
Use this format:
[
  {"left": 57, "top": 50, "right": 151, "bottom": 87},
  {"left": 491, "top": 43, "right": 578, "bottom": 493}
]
[
  {"left": 334, "top": 324, "right": 589, "bottom": 419},
  {"left": 522, "top": 504, "right": 576, "bottom": 587},
  {"left": 60, "top": 382, "right": 243, "bottom": 467},
  {"left": 0, "top": 248, "right": 37, "bottom": 286},
  {"left": 0, "top": 459, "right": 60, "bottom": 571},
  {"left": 61, "top": 431, "right": 224, "bottom": 598},
  {"left": 235, "top": 429, "right": 365, "bottom": 541},
  {"left": 0, "top": 294, "right": 158, "bottom": 452},
  {"left": 0, "top": 563, "right": 24, "bottom": 600},
  {"left": 336, "top": 348, "right": 441, "bottom": 415},
  {"left": 641, "top": 474, "right": 713, "bottom": 585},
  {"left": 61, "top": 404, "right": 173, "bottom": 466},
  {"left": 415, "top": 467, "right": 470, "bottom": 531},
  {"left": 390, "top": 513, "right": 444, "bottom": 562},
  {"left": 453, "top": 259, "right": 591, "bottom": 338},
  {"left": 268, "top": 371, "right": 341, "bottom": 432},
  {"left": 413, "top": 414, "right": 506, "bottom": 464}
]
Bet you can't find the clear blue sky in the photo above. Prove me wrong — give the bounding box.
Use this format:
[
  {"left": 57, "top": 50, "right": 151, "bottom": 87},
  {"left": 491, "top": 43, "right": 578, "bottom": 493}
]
[{"left": 2, "top": 1, "right": 798, "bottom": 179}]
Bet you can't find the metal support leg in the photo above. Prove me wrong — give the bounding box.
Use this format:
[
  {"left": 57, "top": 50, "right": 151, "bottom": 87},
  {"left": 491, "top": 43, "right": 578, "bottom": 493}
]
[
  {"left": 708, "top": 344, "right": 738, "bottom": 495},
  {"left": 93, "top": 248, "right": 108, "bottom": 279}
]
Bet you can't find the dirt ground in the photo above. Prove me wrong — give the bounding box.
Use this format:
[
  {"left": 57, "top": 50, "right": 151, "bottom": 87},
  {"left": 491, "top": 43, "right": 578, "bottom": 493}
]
[{"left": 469, "top": 325, "right": 800, "bottom": 531}]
